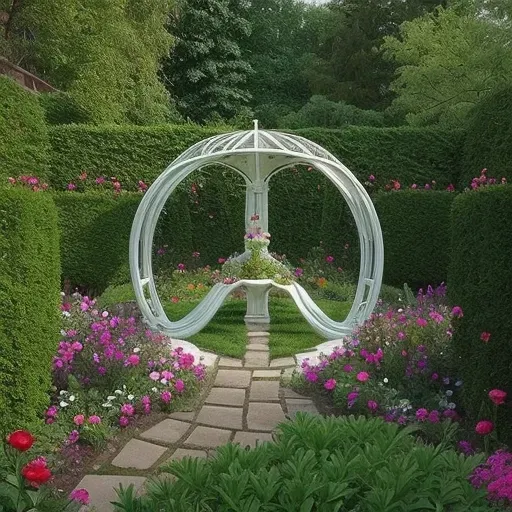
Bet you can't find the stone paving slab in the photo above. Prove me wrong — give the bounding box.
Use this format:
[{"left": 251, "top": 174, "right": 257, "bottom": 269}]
[
  {"left": 168, "top": 411, "right": 195, "bottom": 421},
  {"left": 167, "top": 448, "right": 207, "bottom": 461},
  {"left": 214, "top": 369, "right": 251, "bottom": 388},
  {"left": 244, "top": 351, "right": 269, "bottom": 368},
  {"left": 246, "top": 343, "right": 269, "bottom": 352},
  {"left": 249, "top": 380, "right": 280, "bottom": 402},
  {"left": 270, "top": 357, "right": 295, "bottom": 368},
  {"left": 253, "top": 369, "right": 281, "bottom": 379},
  {"left": 247, "top": 331, "right": 270, "bottom": 337},
  {"left": 196, "top": 405, "right": 243, "bottom": 430},
  {"left": 111, "top": 439, "right": 167, "bottom": 470},
  {"left": 75, "top": 475, "right": 146, "bottom": 512},
  {"left": 247, "top": 403, "right": 286, "bottom": 431},
  {"left": 233, "top": 431, "right": 273, "bottom": 449},
  {"left": 140, "top": 419, "right": 191, "bottom": 444},
  {"left": 286, "top": 398, "right": 319, "bottom": 416},
  {"left": 183, "top": 426, "right": 233, "bottom": 448},
  {"left": 281, "top": 367, "right": 295, "bottom": 381},
  {"left": 248, "top": 336, "right": 269, "bottom": 345},
  {"left": 219, "top": 357, "right": 243, "bottom": 367},
  {"left": 205, "top": 387, "right": 246, "bottom": 406}
]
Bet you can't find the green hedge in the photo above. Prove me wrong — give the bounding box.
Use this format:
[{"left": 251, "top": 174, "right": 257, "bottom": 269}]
[
  {"left": 47, "top": 124, "right": 464, "bottom": 190},
  {"left": 374, "top": 190, "right": 455, "bottom": 288},
  {"left": 0, "top": 76, "right": 50, "bottom": 182},
  {"left": 461, "top": 86, "right": 512, "bottom": 187},
  {"left": 449, "top": 185, "right": 512, "bottom": 443},
  {"left": 0, "top": 188, "right": 61, "bottom": 431}
]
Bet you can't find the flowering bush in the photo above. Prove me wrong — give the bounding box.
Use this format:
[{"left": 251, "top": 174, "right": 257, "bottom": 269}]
[
  {"left": 47, "top": 293, "right": 206, "bottom": 446},
  {"left": 1, "top": 430, "right": 89, "bottom": 511},
  {"left": 471, "top": 450, "right": 512, "bottom": 507}
]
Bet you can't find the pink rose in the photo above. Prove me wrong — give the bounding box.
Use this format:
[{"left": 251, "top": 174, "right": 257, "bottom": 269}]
[
  {"left": 489, "top": 389, "right": 507, "bottom": 405},
  {"left": 475, "top": 420, "right": 494, "bottom": 435}
]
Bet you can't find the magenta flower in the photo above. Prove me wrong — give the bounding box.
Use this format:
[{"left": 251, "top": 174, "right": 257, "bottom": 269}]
[
  {"left": 46, "top": 406, "right": 58, "bottom": 417},
  {"left": 125, "top": 354, "right": 140, "bottom": 367},
  {"left": 192, "top": 251, "right": 200, "bottom": 258},
  {"left": 175, "top": 379, "right": 185, "bottom": 393},
  {"left": 343, "top": 364, "right": 353, "bottom": 373},
  {"left": 120, "top": 404, "right": 135, "bottom": 416},
  {"left": 367, "top": 400, "right": 378, "bottom": 411},
  {"left": 324, "top": 379, "right": 336, "bottom": 390},
  {"left": 68, "top": 430, "right": 80, "bottom": 444},
  {"left": 119, "top": 416, "right": 129, "bottom": 427},
  {"left": 67, "top": 183, "right": 77, "bottom": 191},
  {"left": 69, "top": 488, "right": 90, "bottom": 505},
  {"left": 73, "top": 414, "right": 85, "bottom": 426},
  {"left": 368, "top": 174, "right": 375, "bottom": 182},
  {"left": 160, "top": 391, "right": 172, "bottom": 403},
  {"left": 475, "top": 420, "right": 494, "bottom": 435},
  {"left": 480, "top": 332, "right": 491, "bottom": 343},
  {"left": 177, "top": 263, "right": 186, "bottom": 271},
  {"left": 429, "top": 311, "right": 444, "bottom": 323},
  {"left": 489, "top": 389, "right": 507, "bottom": 405},
  {"left": 356, "top": 371, "right": 369, "bottom": 382},
  {"left": 415, "top": 408, "right": 428, "bottom": 422},
  {"left": 325, "top": 255, "right": 334, "bottom": 263},
  {"left": 305, "top": 371, "right": 318, "bottom": 383},
  {"left": 294, "top": 267, "right": 304, "bottom": 277},
  {"left": 428, "top": 410, "right": 440, "bottom": 423},
  {"left": 416, "top": 318, "right": 428, "bottom": 327},
  {"left": 451, "top": 306, "right": 463, "bottom": 318},
  {"left": 88, "top": 415, "right": 101, "bottom": 424}
]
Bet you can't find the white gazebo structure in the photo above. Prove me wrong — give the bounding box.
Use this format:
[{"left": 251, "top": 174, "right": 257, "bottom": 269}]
[{"left": 130, "top": 121, "right": 383, "bottom": 341}]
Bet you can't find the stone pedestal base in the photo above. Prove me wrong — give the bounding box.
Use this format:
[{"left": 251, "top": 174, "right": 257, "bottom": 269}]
[{"left": 243, "top": 280, "right": 272, "bottom": 328}]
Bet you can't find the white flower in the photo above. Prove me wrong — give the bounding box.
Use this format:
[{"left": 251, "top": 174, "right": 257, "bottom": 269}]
[
  {"left": 160, "top": 378, "right": 168, "bottom": 385},
  {"left": 59, "top": 390, "right": 67, "bottom": 396},
  {"left": 152, "top": 387, "right": 158, "bottom": 393},
  {"left": 60, "top": 329, "right": 67, "bottom": 336},
  {"left": 102, "top": 311, "right": 109, "bottom": 318},
  {"left": 69, "top": 395, "right": 76, "bottom": 402},
  {"left": 60, "top": 401, "right": 69, "bottom": 407},
  {"left": 133, "top": 348, "right": 140, "bottom": 353},
  {"left": 107, "top": 396, "right": 116, "bottom": 401},
  {"left": 127, "top": 394, "right": 134, "bottom": 400},
  {"left": 448, "top": 402, "right": 456, "bottom": 409},
  {"left": 115, "top": 390, "right": 123, "bottom": 395},
  {"left": 446, "top": 390, "right": 453, "bottom": 397},
  {"left": 102, "top": 402, "right": 113, "bottom": 408},
  {"left": 60, "top": 291, "right": 66, "bottom": 297},
  {"left": 397, "top": 308, "right": 403, "bottom": 313},
  {"left": 62, "top": 311, "right": 71, "bottom": 317},
  {"left": 383, "top": 378, "right": 389, "bottom": 384},
  {"left": 455, "top": 380, "right": 463, "bottom": 387}
]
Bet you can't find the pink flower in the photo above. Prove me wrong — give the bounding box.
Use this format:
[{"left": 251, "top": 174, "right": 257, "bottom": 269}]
[
  {"left": 343, "top": 364, "right": 353, "bottom": 373},
  {"left": 294, "top": 267, "right": 304, "bottom": 277},
  {"left": 73, "top": 414, "right": 85, "bottom": 426},
  {"left": 416, "top": 318, "right": 427, "bottom": 327},
  {"left": 88, "top": 415, "right": 101, "bottom": 424},
  {"left": 325, "top": 255, "right": 334, "bottom": 263},
  {"left": 175, "top": 379, "right": 185, "bottom": 393},
  {"left": 489, "top": 389, "right": 507, "bottom": 405},
  {"left": 149, "top": 371, "right": 160, "bottom": 381},
  {"left": 177, "top": 263, "right": 186, "bottom": 271},
  {"left": 324, "top": 379, "right": 336, "bottom": 390},
  {"left": 218, "top": 258, "right": 226, "bottom": 264},
  {"left": 125, "top": 354, "right": 140, "bottom": 367},
  {"left": 415, "top": 408, "right": 428, "bottom": 422},
  {"left": 67, "top": 183, "right": 76, "bottom": 191},
  {"left": 368, "top": 174, "right": 375, "bottom": 182},
  {"left": 95, "top": 176, "right": 105, "bottom": 184},
  {"left": 475, "top": 420, "right": 494, "bottom": 435},
  {"left": 446, "top": 184, "right": 455, "bottom": 192},
  {"left": 305, "top": 371, "right": 318, "bottom": 382},
  {"left": 356, "top": 371, "right": 369, "bottom": 382},
  {"left": 120, "top": 404, "right": 135, "bottom": 416},
  {"left": 367, "top": 400, "right": 378, "bottom": 411},
  {"left": 68, "top": 430, "right": 79, "bottom": 444},
  {"left": 160, "top": 391, "right": 172, "bottom": 403},
  {"left": 480, "top": 332, "right": 491, "bottom": 343},
  {"left": 119, "top": 416, "right": 129, "bottom": 427},
  {"left": 192, "top": 251, "right": 200, "bottom": 258},
  {"left": 69, "top": 488, "right": 90, "bottom": 505},
  {"left": 46, "top": 406, "right": 58, "bottom": 417},
  {"left": 428, "top": 410, "right": 440, "bottom": 423},
  {"left": 171, "top": 296, "right": 179, "bottom": 303},
  {"left": 429, "top": 311, "right": 444, "bottom": 323},
  {"left": 161, "top": 370, "right": 174, "bottom": 380}
]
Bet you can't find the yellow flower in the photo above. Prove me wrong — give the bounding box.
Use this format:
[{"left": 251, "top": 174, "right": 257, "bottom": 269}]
[
  {"left": 317, "top": 277, "right": 328, "bottom": 288},
  {"left": 186, "top": 283, "right": 195, "bottom": 291}
]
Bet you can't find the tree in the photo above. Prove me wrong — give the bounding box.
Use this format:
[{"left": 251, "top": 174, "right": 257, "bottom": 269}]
[
  {"left": 383, "top": 3, "right": 512, "bottom": 126},
  {"left": 163, "top": 0, "right": 252, "bottom": 123},
  {"left": 0, "top": 0, "right": 175, "bottom": 124}
]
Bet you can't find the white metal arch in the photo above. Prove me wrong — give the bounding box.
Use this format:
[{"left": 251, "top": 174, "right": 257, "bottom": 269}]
[{"left": 129, "top": 122, "right": 383, "bottom": 339}]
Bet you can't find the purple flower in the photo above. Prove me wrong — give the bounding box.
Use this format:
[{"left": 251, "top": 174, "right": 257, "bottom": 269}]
[
  {"left": 119, "top": 416, "right": 129, "bottom": 427},
  {"left": 68, "top": 430, "right": 80, "bottom": 444},
  {"left": 120, "top": 404, "right": 135, "bottom": 416},
  {"left": 415, "top": 408, "right": 428, "bottom": 422},
  {"left": 324, "top": 379, "right": 336, "bottom": 390},
  {"left": 451, "top": 306, "right": 463, "bottom": 318},
  {"left": 305, "top": 372, "right": 318, "bottom": 383}
]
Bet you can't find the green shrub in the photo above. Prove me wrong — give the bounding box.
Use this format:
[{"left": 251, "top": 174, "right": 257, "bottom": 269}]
[
  {"left": 374, "top": 190, "right": 455, "bottom": 288},
  {"left": 0, "top": 76, "right": 50, "bottom": 182},
  {"left": 461, "top": 86, "right": 512, "bottom": 187},
  {"left": 113, "top": 414, "right": 489, "bottom": 512},
  {"left": 38, "top": 92, "right": 92, "bottom": 125},
  {"left": 0, "top": 188, "right": 60, "bottom": 431},
  {"left": 449, "top": 185, "right": 512, "bottom": 444}
]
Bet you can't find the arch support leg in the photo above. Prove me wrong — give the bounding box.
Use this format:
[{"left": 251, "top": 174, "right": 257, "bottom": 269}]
[{"left": 244, "top": 282, "right": 271, "bottom": 330}]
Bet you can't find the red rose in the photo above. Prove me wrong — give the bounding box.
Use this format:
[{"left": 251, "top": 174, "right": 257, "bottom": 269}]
[
  {"left": 7, "top": 430, "right": 34, "bottom": 452},
  {"left": 475, "top": 420, "right": 494, "bottom": 436},
  {"left": 22, "top": 457, "right": 52, "bottom": 486},
  {"left": 489, "top": 389, "right": 507, "bottom": 405}
]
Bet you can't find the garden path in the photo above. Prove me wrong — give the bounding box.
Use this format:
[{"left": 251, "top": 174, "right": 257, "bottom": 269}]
[{"left": 76, "top": 330, "right": 319, "bottom": 512}]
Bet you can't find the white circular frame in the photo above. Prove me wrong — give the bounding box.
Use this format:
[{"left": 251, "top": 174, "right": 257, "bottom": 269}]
[{"left": 130, "top": 125, "right": 383, "bottom": 340}]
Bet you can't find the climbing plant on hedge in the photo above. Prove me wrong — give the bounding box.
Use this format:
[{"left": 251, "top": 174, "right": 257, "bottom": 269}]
[
  {"left": 461, "top": 86, "right": 512, "bottom": 187},
  {"left": 0, "top": 76, "right": 50, "bottom": 182},
  {"left": 374, "top": 190, "right": 455, "bottom": 288},
  {"left": 449, "top": 185, "right": 512, "bottom": 444},
  {"left": 0, "top": 188, "right": 60, "bottom": 431}
]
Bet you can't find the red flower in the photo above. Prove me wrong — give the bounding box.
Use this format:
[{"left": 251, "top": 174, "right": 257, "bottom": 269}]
[
  {"left": 7, "top": 430, "right": 34, "bottom": 452},
  {"left": 489, "top": 389, "right": 507, "bottom": 405},
  {"left": 475, "top": 420, "right": 494, "bottom": 435},
  {"left": 480, "top": 332, "right": 491, "bottom": 343},
  {"left": 22, "top": 457, "right": 52, "bottom": 486}
]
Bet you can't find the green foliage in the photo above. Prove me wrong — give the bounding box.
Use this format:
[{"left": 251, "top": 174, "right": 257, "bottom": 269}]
[
  {"left": 278, "top": 95, "right": 385, "bottom": 129},
  {"left": 0, "top": 188, "right": 61, "bottom": 432},
  {"left": 383, "top": 4, "right": 512, "bottom": 126},
  {"left": 449, "top": 185, "right": 512, "bottom": 444},
  {"left": 461, "top": 85, "right": 512, "bottom": 186},
  {"left": 52, "top": 192, "right": 141, "bottom": 294},
  {"left": 112, "top": 414, "right": 489, "bottom": 511},
  {"left": 0, "top": 76, "right": 50, "bottom": 182},
  {"left": 38, "top": 93, "right": 92, "bottom": 125},
  {"left": 1, "top": 0, "right": 175, "bottom": 125},
  {"left": 374, "top": 190, "right": 455, "bottom": 288},
  {"left": 163, "top": 0, "right": 252, "bottom": 122}
]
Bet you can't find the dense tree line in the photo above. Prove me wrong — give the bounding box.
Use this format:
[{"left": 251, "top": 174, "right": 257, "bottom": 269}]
[{"left": 1, "top": 0, "right": 511, "bottom": 128}]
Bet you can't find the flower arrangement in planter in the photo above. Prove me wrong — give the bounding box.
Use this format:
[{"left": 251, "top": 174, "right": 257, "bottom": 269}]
[{"left": 0, "top": 430, "right": 89, "bottom": 511}]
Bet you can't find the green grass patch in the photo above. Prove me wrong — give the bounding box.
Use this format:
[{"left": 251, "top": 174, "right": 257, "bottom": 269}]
[{"left": 99, "top": 284, "right": 350, "bottom": 358}]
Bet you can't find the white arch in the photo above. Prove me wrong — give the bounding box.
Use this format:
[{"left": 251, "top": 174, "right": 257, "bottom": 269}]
[{"left": 129, "top": 125, "right": 383, "bottom": 339}]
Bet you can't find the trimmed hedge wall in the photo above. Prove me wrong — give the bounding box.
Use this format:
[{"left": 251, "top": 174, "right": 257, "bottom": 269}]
[
  {"left": 374, "top": 191, "right": 455, "bottom": 288},
  {"left": 48, "top": 124, "right": 464, "bottom": 190},
  {"left": 0, "top": 188, "right": 61, "bottom": 431},
  {"left": 0, "top": 76, "right": 50, "bottom": 182},
  {"left": 449, "top": 185, "right": 512, "bottom": 443}
]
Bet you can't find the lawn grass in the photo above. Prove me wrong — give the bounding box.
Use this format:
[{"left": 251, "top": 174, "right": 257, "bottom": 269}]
[{"left": 98, "top": 283, "right": 351, "bottom": 358}]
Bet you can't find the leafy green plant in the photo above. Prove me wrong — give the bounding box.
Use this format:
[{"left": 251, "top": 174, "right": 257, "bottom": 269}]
[{"left": 112, "top": 414, "right": 490, "bottom": 511}]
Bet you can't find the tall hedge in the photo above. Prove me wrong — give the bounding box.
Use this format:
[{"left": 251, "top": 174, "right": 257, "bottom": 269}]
[
  {"left": 461, "top": 86, "right": 512, "bottom": 187},
  {"left": 449, "top": 185, "right": 512, "bottom": 443},
  {"left": 374, "top": 190, "right": 455, "bottom": 288},
  {"left": 48, "top": 124, "right": 464, "bottom": 190},
  {"left": 0, "top": 76, "right": 50, "bottom": 182},
  {"left": 0, "top": 188, "right": 61, "bottom": 431}
]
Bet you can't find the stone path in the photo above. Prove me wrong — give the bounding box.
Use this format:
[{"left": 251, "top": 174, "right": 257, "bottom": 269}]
[{"left": 76, "top": 330, "right": 318, "bottom": 511}]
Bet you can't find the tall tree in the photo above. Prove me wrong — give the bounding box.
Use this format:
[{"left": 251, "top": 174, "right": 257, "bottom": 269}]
[
  {"left": 163, "top": 0, "right": 252, "bottom": 123},
  {"left": 0, "top": 0, "right": 175, "bottom": 124}
]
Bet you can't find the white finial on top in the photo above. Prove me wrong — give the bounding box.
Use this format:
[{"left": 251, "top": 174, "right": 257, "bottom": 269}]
[{"left": 253, "top": 119, "right": 259, "bottom": 131}]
